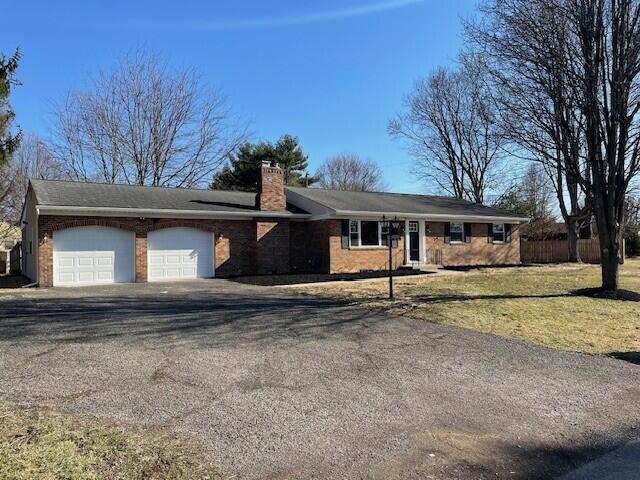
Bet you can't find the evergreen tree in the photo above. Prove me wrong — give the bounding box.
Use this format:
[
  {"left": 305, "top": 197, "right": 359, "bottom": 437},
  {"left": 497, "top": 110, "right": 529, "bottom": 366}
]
[
  {"left": 0, "top": 49, "right": 21, "bottom": 165},
  {"left": 211, "top": 135, "right": 314, "bottom": 191}
]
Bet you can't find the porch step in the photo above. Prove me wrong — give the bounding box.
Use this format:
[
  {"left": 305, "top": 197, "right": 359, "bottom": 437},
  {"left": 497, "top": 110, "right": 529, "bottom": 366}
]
[{"left": 399, "top": 264, "right": 442, "bottom": 272}]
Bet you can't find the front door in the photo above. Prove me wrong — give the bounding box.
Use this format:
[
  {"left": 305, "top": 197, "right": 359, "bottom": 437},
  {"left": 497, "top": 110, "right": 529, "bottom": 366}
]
[{"left": 408, "top": 221, "right": 420, "bottom": 262}]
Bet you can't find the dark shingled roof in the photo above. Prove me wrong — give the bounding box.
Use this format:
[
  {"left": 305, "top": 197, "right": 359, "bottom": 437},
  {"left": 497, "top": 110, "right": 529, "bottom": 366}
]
[
  {"left": 30, "top": 179, "right": 307, "bottom": 215},
  {"left": 286, "top": 186, "right": 526, "bottom": 219}
]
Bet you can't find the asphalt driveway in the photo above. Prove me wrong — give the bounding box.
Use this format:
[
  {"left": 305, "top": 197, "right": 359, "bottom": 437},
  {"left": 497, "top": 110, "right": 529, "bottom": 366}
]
[{"left": 0, "top": 280, "right": 638, "bottom": 479}]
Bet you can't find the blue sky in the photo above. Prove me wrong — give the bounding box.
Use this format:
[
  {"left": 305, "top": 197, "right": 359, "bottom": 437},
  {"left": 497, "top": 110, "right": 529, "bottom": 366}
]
[{"left": 3, "top": 0, "right": 476, "bottom": 193}]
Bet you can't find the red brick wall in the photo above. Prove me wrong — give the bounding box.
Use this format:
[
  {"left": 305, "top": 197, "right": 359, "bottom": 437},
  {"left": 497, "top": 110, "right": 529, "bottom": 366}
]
[
  {"left": 288, "top": 220, "right": 332, "bottom": 273},
  {"left": 258, "top": 165, "right": 286, "bottom": 211},
  {"left": 326, "top": 220, "right": 405, "bottom": 274},
  {"left": 256, "top": 219, "right": 290, "bottom": 274},
  {"left": 36, "top": 215, "right": 522, "bottom": 286},
  {"left": 135, "top": 236, "right": 147, "bottom": 282},
  {"left": 38, "top": 232, "right": 53, "bottom": 287},
  {"left": 38, "top": 216, "right": 261, "bottom": 286},
  {"left": 289, "top": 221, "right": 310, "bottom": 273},
  {"left": 425, "top": 222, "right": 521, "bottom": 266}
]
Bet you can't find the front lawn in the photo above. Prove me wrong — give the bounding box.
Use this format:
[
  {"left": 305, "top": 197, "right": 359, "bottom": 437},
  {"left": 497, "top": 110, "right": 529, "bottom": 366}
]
[
  {"left": 293, "top": 259, "right": 640, "bottom": 356},
  {"left": 0, "top": 404, "right": 224, "bottom": 480}
]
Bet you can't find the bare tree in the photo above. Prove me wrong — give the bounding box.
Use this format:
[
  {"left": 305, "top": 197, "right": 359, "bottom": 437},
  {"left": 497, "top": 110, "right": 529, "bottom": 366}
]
[
  {"left": 467, "top": 0, "right": 591, "bottom": 262},
  {"left": 50, "top": 50, "right": 247, "bottom": 188},
  {"left": 389, "top": 58, "right": 506, "bottom": 203},
  {"left": 315, "top": 154, "right": 387, "bottom": 191},
  {"left": 469, "top": 0, "right": 640, "bottom": 290},
  {"left": 494, "top": 164, "right": 556, "bottom": 220},
  {"left": 0, "top": 133, "right": 65, "bottom": 227}
]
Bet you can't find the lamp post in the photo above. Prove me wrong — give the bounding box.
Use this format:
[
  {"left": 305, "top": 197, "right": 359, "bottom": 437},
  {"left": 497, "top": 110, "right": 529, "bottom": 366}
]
[{"left": 384, "top": 216, "right": 402, "bottom": 299}]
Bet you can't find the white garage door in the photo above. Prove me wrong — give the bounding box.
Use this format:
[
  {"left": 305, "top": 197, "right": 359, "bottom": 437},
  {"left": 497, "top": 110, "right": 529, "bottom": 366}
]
[
  {"left": 53, "top": 226, "right": 135, "bottom": 286},
  {"left": 147, "top": 228, "right": 214, "bottom": 281}
]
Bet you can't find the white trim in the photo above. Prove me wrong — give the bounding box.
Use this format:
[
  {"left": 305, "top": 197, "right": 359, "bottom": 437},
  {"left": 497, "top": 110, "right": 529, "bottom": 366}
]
[
  {"left": 349, "top": 219, "right": 387, "bottom": 248},
  {"left": 36, "top": 204, "right": 527, "bottom": 224},
  {"left": 404, "top": 220, "right": 425, "bottom": 265},
  {"left": 327, "top": 210, "right": 529, "bottom": 224},
  {"left": 36, "top": 205, "right": 311, "bottom": 220}
]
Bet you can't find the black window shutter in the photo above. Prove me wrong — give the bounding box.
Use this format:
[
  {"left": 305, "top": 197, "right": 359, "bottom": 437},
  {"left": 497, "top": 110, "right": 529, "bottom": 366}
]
[
  {"left": 487, "top": 223, "right": 494, "bottom": 243},
  {"left": 464, "top": 223, "right": 472, "bottom": 243},
  {"left": 505, "top": 224, "right": 512, "bottom": 243},
  {"left": 444, "top": 222, "right": 451, "bottom": 244},
  {"left": 341, "top": 220, "right": 349, "bottom": 249}
]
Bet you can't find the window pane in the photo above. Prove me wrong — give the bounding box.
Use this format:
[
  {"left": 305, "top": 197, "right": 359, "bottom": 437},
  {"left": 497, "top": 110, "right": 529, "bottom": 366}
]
[
  {"left": 349, "top": 220, "right": 359, "bottom": 246},
  {"left": 450, "top": 222, "right": 464, "bottom": 242},
  {"left": 361, "top": 221, "right": 379, "bottom": 246},
  {"left": 493, "top": 223, "right": 504, "bottom": 242},
  {"left": 380, "top": 223, "right": 389, "bottom": 246}
]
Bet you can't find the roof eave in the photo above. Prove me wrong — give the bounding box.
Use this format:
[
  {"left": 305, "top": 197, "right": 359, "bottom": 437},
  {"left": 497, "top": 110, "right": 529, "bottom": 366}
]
[
  {"left": 36, "top": 205, "right": 311, "bottom": 220},
  {"left": 323, "top": 209, "right": 529, "bottom": 224}
]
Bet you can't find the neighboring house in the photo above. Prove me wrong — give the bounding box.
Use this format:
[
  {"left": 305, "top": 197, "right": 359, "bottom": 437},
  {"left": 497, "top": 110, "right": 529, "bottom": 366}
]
[
  {"left": 0, "top": 223, "right": 21, "bottom": 274},
  {"left": 21, "top": 162, "right": 528, "bottom": 287}
]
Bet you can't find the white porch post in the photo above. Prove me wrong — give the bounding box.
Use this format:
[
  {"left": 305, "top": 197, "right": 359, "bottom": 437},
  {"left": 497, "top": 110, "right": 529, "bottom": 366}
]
[
  {"left": 419, "top": 220, "right": 426, "bottom": 264},
  {"left": 404, "top": 219, "right": 410, "bottom": 266}
]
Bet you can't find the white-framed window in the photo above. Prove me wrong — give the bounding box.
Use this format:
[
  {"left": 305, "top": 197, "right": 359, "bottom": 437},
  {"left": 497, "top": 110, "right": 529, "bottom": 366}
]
[
  {"left": 450, "top": 222, "right": 464, "bottom": 242},
  {"left": 350, "top": 220, "right": 359, "bottom": 247},
  {"left": 493, "top": 223, "right": 505, "bottom": 242},
  {"left": 349, "top": 220, "right": 390, "bottom": 247},
  {"left": 380, "top": 222, "right": 389, "bottom": 246},
  {"left": 408, "top": 221, "right": 419, "bottom": 233}
]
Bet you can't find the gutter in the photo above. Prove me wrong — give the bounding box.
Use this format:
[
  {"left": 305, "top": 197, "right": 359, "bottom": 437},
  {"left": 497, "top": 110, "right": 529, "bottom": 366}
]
[
  {"left": 34, "top": 205, "right": 528, "bottom": 224},
  {"left": 36, "top": 205, "right": 312, "bottom": 220},
  {"left": 327, "top": 210, "right": 530, "bottom": 224}
]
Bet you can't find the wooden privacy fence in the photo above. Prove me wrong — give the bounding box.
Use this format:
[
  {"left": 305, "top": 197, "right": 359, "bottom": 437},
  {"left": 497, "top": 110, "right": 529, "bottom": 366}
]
[{"left": 521, "top": 238, "right": 624, "bottom": 264}]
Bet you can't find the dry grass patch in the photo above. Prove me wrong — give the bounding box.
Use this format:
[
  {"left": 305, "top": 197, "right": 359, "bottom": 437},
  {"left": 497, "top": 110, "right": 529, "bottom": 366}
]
[
  {"left": 294, "top": 260, "right": 640, "bottom": 356},
  {"left": 0, "top": 403, "right": 225, "bottom": 480}
]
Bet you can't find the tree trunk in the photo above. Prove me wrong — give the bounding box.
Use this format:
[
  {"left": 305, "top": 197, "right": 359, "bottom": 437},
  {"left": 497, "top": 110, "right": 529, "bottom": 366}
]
[
  {"left": 567, "top": 218, "right": 580, "bottom": 262},
  {"left": 600, "top": 245, "right": 619, "bottom": 291}
]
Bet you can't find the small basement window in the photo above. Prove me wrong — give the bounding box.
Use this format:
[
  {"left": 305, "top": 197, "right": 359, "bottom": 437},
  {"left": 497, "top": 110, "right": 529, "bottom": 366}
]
[
  {"left": 493, "top": 223, "right": 505, "bottom": 242},
  {"left": 450, "top": 222, "right": 464, "bottom": 242}
]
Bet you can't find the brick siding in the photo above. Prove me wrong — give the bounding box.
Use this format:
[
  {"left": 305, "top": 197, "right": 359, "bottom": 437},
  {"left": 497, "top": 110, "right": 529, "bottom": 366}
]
[
  {"left": 256, "top": 219, "right": 290, "bottom": 274},
  {"left": 36, "top": 215, "right": 521, "bottom": 286},
  {"left": 325, "top": 220, "right": 405, "bottom": 274},
  {"left": 320, "top": 219, "right": 520, "bottom": 274},
  {"left": 425, "top": 222, "right": 521, "bottom": 267},
  {"left": 258, "top": 165, "right": 286, "bottom": 211},
  {"left": 38, "top": 216, "right": 263, "bottom": 287}
]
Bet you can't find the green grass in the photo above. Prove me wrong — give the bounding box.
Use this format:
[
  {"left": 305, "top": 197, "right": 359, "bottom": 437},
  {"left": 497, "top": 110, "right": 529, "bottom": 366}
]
[
  {"left": 297, "top": 260, "right": 640, "bottom": 355},
  {"left": 0, "top": 404, "right": 223, "bottom": 480}
]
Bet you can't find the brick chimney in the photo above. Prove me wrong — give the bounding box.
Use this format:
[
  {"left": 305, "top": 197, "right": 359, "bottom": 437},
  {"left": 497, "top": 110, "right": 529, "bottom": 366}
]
[{"left": 257, "top": 161, "right": 286, "bottom": 211}]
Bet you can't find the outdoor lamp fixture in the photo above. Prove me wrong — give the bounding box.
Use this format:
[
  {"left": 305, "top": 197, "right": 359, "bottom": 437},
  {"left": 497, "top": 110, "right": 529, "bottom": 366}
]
[
  {"left": 382, "top": 215, "right": 402, "bottom": 300},
  {"left": 216, "top": 233, "right": 224, "bottom": 242}
]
